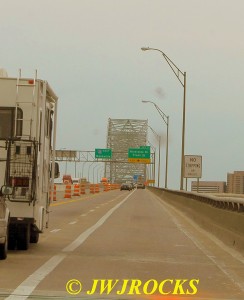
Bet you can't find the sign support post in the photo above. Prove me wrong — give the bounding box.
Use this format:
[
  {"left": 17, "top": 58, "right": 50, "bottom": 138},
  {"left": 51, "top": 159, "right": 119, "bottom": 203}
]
[{"left": 184, "top": 155, "right": 202, "bottom": 192}]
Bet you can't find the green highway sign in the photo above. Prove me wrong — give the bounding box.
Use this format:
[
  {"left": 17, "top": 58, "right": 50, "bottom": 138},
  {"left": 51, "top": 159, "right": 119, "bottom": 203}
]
[
  {"left": 128, "top": 147, "right": 151, "bottom": 163},
  {"left": 140, "top": 146, "right": 151, "bottom": 150},
  {"left": 95, "top": 148, "right": 112, "bottom": 159},
  {"left": 128, "top": 147, "right": 150, "bottom": 159}
]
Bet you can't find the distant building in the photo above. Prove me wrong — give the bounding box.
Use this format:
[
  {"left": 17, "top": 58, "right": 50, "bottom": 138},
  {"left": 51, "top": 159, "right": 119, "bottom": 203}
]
[
  {"left": 227, "top": 171, "right": 244, "bottom": 194},
  {"left": 191, "top": 181, "right": 226, "bottom": 193}
]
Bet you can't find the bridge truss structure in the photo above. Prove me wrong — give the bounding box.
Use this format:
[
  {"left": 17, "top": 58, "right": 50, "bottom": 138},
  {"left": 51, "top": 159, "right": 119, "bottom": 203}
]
[
  {"left": 55, "top": 119, "right": 155, "bottom": 184},
  {"left": 105, "top": 118, "right": 150, "bottom": 183}
]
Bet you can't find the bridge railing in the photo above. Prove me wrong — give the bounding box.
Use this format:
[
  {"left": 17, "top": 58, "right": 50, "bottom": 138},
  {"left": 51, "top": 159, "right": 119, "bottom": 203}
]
[
  {"left": 159, "top": 189, "right": 244, "bottom": 213},
  {"left": 147, "top": 186, "right": 244, "bottom": 253}
]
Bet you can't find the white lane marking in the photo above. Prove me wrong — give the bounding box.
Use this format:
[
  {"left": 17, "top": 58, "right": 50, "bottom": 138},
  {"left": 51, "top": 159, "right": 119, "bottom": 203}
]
[
  {"left": 89, "top": 209, "right": 95, "bottom": 212},
  {"left": 69, "top": 221, "right": 77, "bottom": 225},
  {"left": 62, "top": 190, "right": 135, "bottom": 252},
  {"left": 149, "top": 191, "right": 244, "bottom": 293},
  {"left": 50, "top": 229, "right": 61, "bottom": 233},
  {"left": 80, "top": 214, "right": 87, "bottom": 217},
  {"left": 7, "top": 190, "right": 135, "bottom": 299},
  {"left": 6, "top": 254, "right": 66, "bottom": 300}
]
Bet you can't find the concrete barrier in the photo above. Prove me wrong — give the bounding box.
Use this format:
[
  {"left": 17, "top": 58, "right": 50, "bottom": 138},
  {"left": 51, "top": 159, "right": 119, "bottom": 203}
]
[{"left": 148, "top": 187, "right": 244, "bottom": 254}]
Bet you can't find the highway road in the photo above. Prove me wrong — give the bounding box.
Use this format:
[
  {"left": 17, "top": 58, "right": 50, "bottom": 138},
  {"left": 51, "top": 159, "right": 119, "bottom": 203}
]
[{"left": 0, "top": 188, "right": 243, "bottom": 300}]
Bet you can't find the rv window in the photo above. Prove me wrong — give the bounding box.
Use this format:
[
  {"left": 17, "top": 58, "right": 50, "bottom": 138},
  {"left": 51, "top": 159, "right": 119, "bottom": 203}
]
[
  {"left": 45, "top": 108, "right": 52, "bottom": 137},
  {"left": 0, "top": 107, "right": 22, "bottom": 139}
]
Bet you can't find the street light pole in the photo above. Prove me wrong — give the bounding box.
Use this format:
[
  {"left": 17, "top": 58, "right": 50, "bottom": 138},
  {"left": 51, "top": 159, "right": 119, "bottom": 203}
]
[
  {"left": 141, "top": 47, "right": 186, "bottom": 190},
  {"left": 148, "top": 126, "right": 161, "bottom": 188},
  {"left": 93, "top": 164, "right": 100, "bottom": 184},
  {"left": 82, "top": 161, "right": 87, "bottom": 178},
  {"left": 88, "top": 161, "right": 95, "bottom": 182},
  {"left": 96, "top": 165, "right": 103, "bottom": 183},
  {"left": 142, "top": 101, "right": 169, "bottom": 188},
  {"left": 147, "top": 141, "right": 156, "bottom": 187}
]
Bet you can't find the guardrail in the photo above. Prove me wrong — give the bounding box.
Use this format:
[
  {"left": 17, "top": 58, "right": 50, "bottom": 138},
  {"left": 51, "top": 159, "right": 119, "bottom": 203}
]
[
  {"left": 148, "top": 187, "right": 244, "bottom": 253},
  {"left": 161, "top": 189, "right": 244, "bottom": 213}
]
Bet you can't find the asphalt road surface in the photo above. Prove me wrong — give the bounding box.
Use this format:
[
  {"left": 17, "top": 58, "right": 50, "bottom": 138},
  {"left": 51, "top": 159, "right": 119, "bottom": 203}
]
[{"left": 0, "top": 188, "right": 243, "bottom": 300}]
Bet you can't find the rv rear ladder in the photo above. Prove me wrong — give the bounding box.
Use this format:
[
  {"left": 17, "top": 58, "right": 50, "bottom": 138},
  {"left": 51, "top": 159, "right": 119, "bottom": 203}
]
[{"left": 15, "top": 69, "right": 37, "bottom": 139}]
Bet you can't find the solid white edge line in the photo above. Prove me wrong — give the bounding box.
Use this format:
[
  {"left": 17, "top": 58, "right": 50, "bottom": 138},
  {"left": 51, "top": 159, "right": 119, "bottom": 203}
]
[
  {"left": 6, "top": 190, "right": 135, "bottom": 299},
  {"left": 5, "top": 254, "right": 66, "bottom": 300},
  {"left": 148, "top": 190, "right": 244, "bottom": 293}
]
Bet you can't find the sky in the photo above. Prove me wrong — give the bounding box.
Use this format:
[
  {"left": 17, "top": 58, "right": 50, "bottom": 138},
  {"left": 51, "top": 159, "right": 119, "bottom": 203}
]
[{"left": 1, "top": 0, "right": 244, "bottom": 189}]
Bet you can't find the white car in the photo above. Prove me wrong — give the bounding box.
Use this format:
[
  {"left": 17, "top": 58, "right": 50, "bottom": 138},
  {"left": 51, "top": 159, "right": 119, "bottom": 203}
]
[
  {"left": 137, "top": 182, "right": 145, "bottom": 189},
  {"left": 72, "top": 178, "right": 80, "bottom": 185}
]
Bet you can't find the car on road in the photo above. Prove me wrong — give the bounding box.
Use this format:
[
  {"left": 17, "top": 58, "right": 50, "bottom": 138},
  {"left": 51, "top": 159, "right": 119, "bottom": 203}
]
[
  {"left": 137, "top": 182, "right": 145, "bottom": 189},
  {"left": 72, "top": 178, "right": 80, "bottom": 185},
  {"left": 120, "top": 183, "right": 132, "bottom": 191}
]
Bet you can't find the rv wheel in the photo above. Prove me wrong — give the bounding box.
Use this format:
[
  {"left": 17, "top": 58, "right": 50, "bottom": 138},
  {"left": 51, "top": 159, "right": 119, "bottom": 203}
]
[
  {"left": 0, "top": 238, "right": 8, "bottom": 260},
  {"left": 17, "top": 224, "right": 30, "bottom": 250},
  {"left": 30, "top": 230, "right": 39, "bottom": 243}
]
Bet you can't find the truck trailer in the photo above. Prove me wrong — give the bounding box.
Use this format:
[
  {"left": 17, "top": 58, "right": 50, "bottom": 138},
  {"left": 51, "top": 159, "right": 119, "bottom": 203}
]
[{"left": 0, "top": 69, "right": 59, "bottom": 259}]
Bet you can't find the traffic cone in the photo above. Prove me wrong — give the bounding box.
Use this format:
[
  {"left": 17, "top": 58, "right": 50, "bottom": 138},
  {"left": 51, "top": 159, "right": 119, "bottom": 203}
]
[
  {"left": 64, "top": 184, "right": 72, "bottom": 198},
  {"left": 95, "top": 184, "right": 99, "bottom": 193},
  {"left": 90, "top": 184, "right": 95, "bottom": 194},
  {"left": 80, "top": 184, "right": 86, "bottom": 194},
  {"left": 49, "top": 184, "right": 57, "bottom": 201},
  {"left": 73, "top": 184, "right": 80, "bottom": 196},
  {"left": 104, "top": 183, "right": 108, "bottom": 192}
]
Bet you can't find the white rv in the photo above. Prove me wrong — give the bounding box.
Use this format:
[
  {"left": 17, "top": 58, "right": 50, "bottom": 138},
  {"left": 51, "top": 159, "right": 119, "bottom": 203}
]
[{"left": 0, "top": 69, "right": 59, "bottom": 259}]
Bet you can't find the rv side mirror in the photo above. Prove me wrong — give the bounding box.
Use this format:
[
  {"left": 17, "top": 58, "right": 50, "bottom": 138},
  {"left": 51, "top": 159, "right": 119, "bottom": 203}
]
[
  {"left": 54, "top": 162, "right": 60, "bottom": 179},
  {"left": 50, "top": 162, "right": 60, "bottom": 179},
  {"left": 0, "top": 185, "right": 13, "bottom": 196}
]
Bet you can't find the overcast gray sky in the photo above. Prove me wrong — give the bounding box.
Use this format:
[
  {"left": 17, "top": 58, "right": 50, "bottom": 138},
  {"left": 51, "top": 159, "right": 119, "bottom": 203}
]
[{"left": 1, "top": 0, "right": 244, "bottom": 189}]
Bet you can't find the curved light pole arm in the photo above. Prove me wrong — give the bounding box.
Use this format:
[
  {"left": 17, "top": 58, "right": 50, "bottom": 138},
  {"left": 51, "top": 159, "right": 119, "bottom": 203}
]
[
  {"left": 142, "top": 100, "right": 169, "bottom": 188},
  {"left": 141, "top": 46, "right": 186, "bottom": 190},
  {"left": 141, "top": 47, "right": 185, "bottom": 87},
  {"left": 154, "top": 103, "right": 169, "bottom": 126},
  {"left": 142, "top": 100, "right": 169, "bottom": 126}
]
